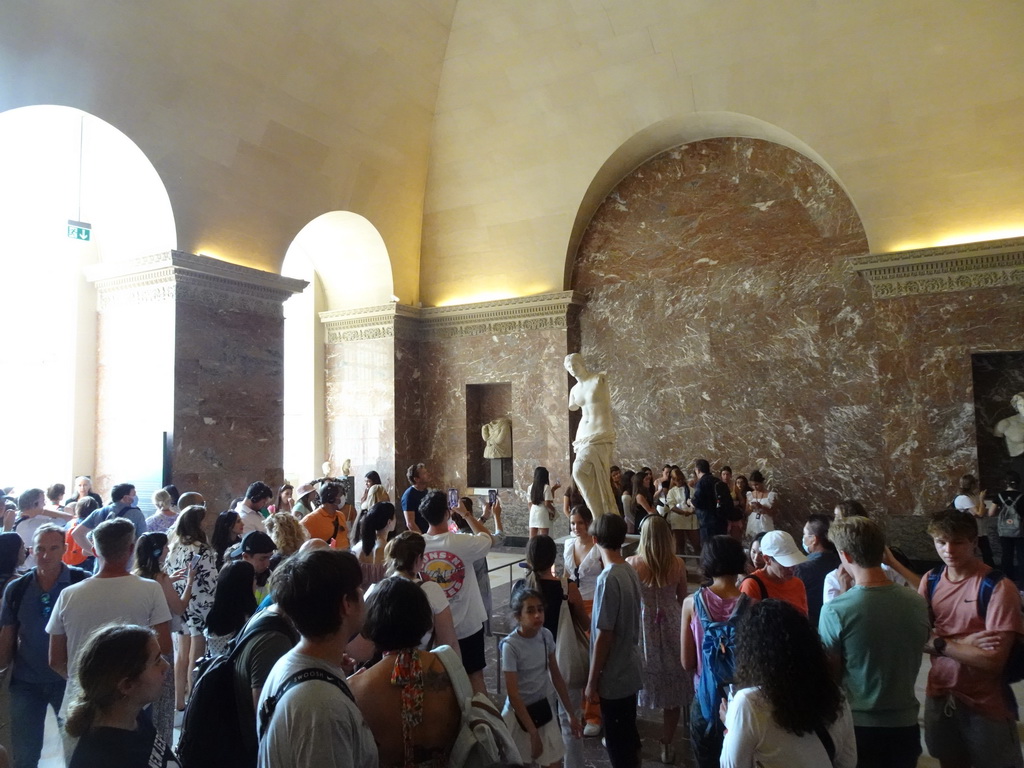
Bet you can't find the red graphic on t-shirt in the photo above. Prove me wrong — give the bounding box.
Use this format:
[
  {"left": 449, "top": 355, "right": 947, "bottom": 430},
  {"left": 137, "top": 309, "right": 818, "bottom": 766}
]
[{"left": 422, "top": 550, "right": 465, "bottom": 599}]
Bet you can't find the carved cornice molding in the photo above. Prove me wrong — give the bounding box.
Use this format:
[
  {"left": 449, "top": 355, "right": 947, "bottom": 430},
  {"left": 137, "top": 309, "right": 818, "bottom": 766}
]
[
  {"left": 419, "top": 291, "right": 584, "bottom": 340},
  {"left": 852, "top": 237, "right": 1024, "bottom": 299},
  {"left": 85, "top": 251, "right": 308, "bottom": 316},
  {"left": 320, "top": 303, "right": 421, "bottom": 343},
  {"left": 320, "top": 291, "right": 585, "bottom": 343}
]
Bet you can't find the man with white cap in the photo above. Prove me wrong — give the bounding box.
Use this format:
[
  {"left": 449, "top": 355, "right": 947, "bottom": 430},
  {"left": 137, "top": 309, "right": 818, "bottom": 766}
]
[{"left": 738, "top": 529, "right": 809, "bottom": 615}]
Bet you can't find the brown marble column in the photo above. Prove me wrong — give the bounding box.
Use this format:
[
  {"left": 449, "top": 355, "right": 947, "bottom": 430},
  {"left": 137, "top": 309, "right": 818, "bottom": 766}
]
[{"left": 87, "top": 251, "right": 306, "bottom": 507}]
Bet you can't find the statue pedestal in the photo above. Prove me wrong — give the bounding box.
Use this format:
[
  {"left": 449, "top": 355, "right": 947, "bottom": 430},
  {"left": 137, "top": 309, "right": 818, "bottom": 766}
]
[{"left": 489, "top": 458, "right": 512, "bottom": 488}]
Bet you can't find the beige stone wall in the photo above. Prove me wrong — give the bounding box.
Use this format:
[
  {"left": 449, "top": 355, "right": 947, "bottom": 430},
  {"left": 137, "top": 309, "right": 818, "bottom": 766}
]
[
  {"left": 0, "top": 0, "right": 459, "bottom": 304},
  {"left": 423, "top": 0, "right": 1024, "bottom": 305}
]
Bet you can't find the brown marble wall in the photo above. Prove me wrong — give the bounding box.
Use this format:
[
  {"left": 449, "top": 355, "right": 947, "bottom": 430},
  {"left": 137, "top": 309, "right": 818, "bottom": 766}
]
[
  {"left": 572, "top": 137, "right": 1024, "bottom": 537},
  {"left": 415, "top": 328, "right": 573, "bottom": 536},
  {"left": 325, "top": 336, "right": 398, "bottom": 494},
  {"left": 874, "top": 287, "right": 1024, "bottom": 515},
  {"left": 172, "top": 301, "right": 286, "bottom": 507},
  {"left": 573, "top": 138, "right": 877, "bottom": 534},
  {"left": 92, "top": 254, "right": 301, "bottom": 514},
  {"left": 394, "top": 336, "right": 424, "bottom": 493}
]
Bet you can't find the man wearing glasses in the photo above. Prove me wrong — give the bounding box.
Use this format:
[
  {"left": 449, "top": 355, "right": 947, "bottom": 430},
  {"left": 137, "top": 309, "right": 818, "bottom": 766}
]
[{"left": 0, "top": 524, "right": 89, "bottom": 768}]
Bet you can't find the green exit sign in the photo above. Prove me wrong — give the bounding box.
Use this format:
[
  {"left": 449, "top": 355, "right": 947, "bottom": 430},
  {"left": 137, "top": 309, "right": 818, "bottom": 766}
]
[{"left": 67, "top": 220, "right": 92, "bottom": 241}]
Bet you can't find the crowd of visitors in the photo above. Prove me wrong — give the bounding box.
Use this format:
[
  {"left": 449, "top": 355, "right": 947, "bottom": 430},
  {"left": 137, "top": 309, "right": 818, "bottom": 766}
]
[{"left": 0, "top": 462, "right": 1021, "bottom": 768}]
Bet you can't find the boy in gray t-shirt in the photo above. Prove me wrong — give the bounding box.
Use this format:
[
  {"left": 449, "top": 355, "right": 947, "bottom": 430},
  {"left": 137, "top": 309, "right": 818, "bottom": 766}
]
[{"left": 585, "top": 513, "right": 642, "bottom": 768}]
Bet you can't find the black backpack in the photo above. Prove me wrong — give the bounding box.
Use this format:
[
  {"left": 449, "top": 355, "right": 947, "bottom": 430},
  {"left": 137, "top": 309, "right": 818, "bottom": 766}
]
[
  {"left": 177, "top": 610, "right": 297, "bottom": 768},
  {"left": 715, "top": 480, "right": 740, "bottom": 522}
]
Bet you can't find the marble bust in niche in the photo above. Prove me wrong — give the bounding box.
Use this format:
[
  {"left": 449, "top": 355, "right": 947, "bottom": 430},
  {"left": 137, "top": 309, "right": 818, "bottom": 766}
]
[{"left": 995, "top": 393, "right": 1024, "bottom": 471}]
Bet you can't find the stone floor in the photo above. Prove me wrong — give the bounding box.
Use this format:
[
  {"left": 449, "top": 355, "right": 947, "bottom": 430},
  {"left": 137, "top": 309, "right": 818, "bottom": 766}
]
[{"left": 32, "top": 547, "right": 1024, "bottom": 766}]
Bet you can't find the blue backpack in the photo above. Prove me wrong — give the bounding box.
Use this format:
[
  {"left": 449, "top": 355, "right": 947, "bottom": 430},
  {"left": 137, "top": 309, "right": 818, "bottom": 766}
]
[{"left": 693, "top": 587, "right": 750, "bottom": 733}]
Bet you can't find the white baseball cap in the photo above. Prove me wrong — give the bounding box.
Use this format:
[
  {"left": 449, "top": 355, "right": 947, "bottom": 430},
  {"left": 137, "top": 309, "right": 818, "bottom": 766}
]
[{"left": 760, "top": 530, "right": 808, "bottom": 568}]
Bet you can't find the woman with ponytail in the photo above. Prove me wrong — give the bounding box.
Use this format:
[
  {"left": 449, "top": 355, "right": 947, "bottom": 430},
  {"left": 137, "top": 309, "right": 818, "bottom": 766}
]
[
  {"left": 355, "top": 501, "right": 396, "bottom": 564},
  {"left": 66, "top": 624, "right": 178, "bottom": 767}
]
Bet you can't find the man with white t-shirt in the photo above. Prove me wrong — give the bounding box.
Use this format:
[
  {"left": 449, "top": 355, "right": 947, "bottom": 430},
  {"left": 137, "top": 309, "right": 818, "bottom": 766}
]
[
  {"left": 421, "top": 490, "right": 493, "bottom": 695},
  {"left": 46, "top": 517, "right": 172, "bottom": 760}
]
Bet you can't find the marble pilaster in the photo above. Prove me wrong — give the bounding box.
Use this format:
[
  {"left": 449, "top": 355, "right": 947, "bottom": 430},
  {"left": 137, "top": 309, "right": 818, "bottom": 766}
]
[{"left": 87, "top": 251, "right": 306, "bottom": 506}]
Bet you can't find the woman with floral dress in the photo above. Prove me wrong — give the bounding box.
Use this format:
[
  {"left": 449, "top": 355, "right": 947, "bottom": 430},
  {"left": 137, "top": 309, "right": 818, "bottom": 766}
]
[{"left": 164, "top": 504, "right": 217, "bottom": 711}]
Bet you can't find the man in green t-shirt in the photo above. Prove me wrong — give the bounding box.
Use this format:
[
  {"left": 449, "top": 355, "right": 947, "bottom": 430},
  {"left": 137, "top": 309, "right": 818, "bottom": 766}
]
[{"left": 819, "top": 515, "right": 929, "bottom": 768}]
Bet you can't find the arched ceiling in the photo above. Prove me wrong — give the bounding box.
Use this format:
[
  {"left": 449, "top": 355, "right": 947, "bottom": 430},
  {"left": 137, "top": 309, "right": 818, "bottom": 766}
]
[
  {"left": 2, "top": 1, "right": 1022, "bottom": 308},
  {"left": 0, "top": 0, "right": 457, "bottom": 304}
]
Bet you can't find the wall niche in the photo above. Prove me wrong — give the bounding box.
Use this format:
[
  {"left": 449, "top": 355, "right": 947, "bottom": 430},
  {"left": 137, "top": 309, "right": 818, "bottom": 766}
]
[
  {"left": 466, "top": 382, "right": 513, "bottom": 488},
  {"left": 971, "top": 351, "right": 1024, "bottom": 491}
]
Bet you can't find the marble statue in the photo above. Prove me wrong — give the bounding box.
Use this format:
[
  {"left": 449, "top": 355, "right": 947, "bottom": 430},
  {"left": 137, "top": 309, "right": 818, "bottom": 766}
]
[
  {"left": 995, "top": 393, "right": 1024, "bottom": 459},
  {"left": 481, "top": 417, "right": 513, "bottom": 459},
  {"left": 565, "top": 352, "right": 617, "bottom": 517}
]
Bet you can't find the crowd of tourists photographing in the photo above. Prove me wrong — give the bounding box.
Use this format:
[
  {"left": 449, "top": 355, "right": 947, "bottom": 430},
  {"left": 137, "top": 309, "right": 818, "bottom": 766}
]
[{"left": 0, "top": 462, "right": 1022, "bottom": 768}]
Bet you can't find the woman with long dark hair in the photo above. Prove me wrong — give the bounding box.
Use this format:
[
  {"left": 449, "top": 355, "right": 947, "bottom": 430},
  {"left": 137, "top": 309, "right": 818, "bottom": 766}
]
[
  {"left": 720, "top": 599, "right": 855, "bottom": 768},
  {"left": 204, "top": 561, "right": 258, "bottom": 656},
  {"left": 631, "top": 471, "right": 656, "bottom": 533},
  {"left": 211, "top": 510, "right": 243, "bottom": 570},
  {"left": 528, "top": 466, "right": 559, "bottom": 538},
  {"left": 619, "top": 469, "right": 636, "bottom": 532},
  {"left": 355, "top": 501, "right": 396, "bottom": 564}
]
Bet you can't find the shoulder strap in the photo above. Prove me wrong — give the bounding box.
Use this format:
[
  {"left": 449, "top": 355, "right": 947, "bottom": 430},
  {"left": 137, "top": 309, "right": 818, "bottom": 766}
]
[
  {"left": 259, "top": 667, "right": 353, "bottom": 738},
  {"left": 4, "top": 571, "right": 34, "bottom": 624},
  {"left": 743, "top": 574, "right": 768, "bottom": 600},
  {"left": 814, "top": 722, "right": 836, "bottom": 766},
  {"left": 978, "top": 569, "right": 1005, "bottom": 620},
  {"left": 228, "top": 611, "right": 296, "bottom": 660}
]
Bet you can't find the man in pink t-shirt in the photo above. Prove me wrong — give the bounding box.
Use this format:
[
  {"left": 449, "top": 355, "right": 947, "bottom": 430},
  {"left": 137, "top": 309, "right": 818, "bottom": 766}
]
[{"left": 920, "top": 508, "right": 1024, "bottom": 768}]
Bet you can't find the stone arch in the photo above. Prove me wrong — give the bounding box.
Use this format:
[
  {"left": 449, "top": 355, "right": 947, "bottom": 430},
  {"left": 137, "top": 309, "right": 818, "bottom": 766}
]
[
  {"left": 0, "top": 104, "right": 175, "bottom": 488},
  {"left": 570, "top": 135, "right": 873, "bottom": 531},
  {"left": 281, "top": 211, "right": 394, "bottom": 482},
  {"left": 564, "top": 112, "right": 856, "bottom": 288}
]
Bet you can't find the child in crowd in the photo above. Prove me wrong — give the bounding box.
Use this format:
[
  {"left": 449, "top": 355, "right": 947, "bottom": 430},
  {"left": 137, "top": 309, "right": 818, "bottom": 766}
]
[
  {"left": 502, "top": 587, "right": 581, "bottom": 767},
  {"left": 585, "top": 513, "right": 643, "bottom": 768}
]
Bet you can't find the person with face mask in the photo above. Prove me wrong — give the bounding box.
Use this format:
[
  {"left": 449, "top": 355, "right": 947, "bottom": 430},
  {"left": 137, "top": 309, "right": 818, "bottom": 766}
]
[{"left": 738, "top": 530, "right": 808, "bottom": 616}]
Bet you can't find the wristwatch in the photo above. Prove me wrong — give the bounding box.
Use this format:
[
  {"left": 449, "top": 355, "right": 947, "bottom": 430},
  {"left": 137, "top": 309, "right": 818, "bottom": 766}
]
[{"left": 933, "top": 637, "right": 947, "bottom": 656}]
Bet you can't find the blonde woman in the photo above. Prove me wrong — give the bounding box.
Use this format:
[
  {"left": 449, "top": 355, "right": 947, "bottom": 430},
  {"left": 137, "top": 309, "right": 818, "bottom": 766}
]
[
  {"left": 146, "top": 488, "right": 178, "bottom": 534},
  {"left": 626, "top": 514, "right": 689, "bottom": 764},
  {"left": 265, "top": 511, "right": 308, "bottom": 561}
]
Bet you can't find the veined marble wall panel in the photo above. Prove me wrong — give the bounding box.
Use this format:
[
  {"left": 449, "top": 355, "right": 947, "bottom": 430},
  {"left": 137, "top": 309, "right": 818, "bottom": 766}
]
[
  {"left": 173, "top": 303, "right": 285, "bottom": 506},
  {"left": 419, "top": 327, "right": 572, "bottom": 537},
  {"left": 874, "top": 286, "right": 1024, "bottom": 515},
  {"left": 325, "top": 336, "right": 398, "bottom": 495},
  {"left": 394, "top": 337, "right": 424, "bottom": 493},
  {"left": 573, "top": 138, "right": 876, "bottom": 534}
]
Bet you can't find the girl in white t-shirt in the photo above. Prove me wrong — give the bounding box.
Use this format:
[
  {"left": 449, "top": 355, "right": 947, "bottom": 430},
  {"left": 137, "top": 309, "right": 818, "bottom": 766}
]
[
  {"left": 501, "top": 587, "right": 581, "bottom": 767},
  {"left": 721, "top": 599, "right": 855, "bottom": 768},
  {"left": 364, "top": 531, "right": 460, "bottom": 655},
  {"left": 528, "top": 466, "right": 560, "bottom": 538}
]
